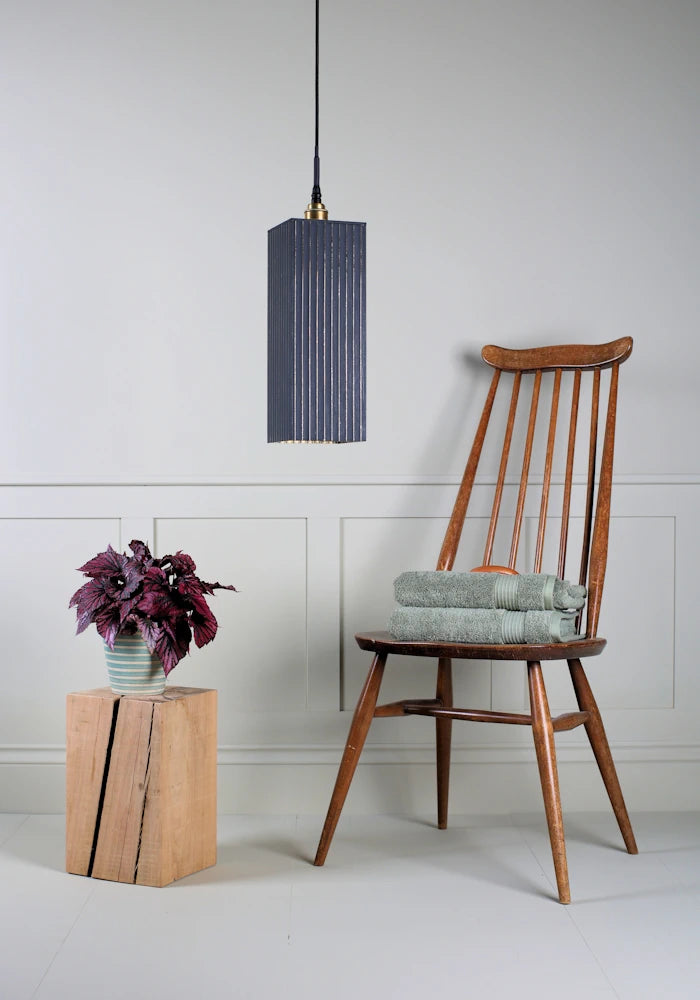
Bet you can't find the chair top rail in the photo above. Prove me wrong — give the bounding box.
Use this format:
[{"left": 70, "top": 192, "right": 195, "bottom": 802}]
[{"left": 482, "top": 337, "right": 633, "bottom": 373}]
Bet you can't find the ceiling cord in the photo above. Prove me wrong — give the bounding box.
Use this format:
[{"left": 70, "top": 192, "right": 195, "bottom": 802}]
[{"left": 311, "top": 0, "right": 322, "bottom": 204}]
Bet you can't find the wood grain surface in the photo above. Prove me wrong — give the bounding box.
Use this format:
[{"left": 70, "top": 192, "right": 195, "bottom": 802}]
[{"left": 66, "top": 687, "right": 217, "bottom": 887}]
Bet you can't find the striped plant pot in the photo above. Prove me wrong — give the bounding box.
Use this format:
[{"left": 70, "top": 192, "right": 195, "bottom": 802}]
[{"left": 104, "top": 633, "right": 166, "bottom": 696}]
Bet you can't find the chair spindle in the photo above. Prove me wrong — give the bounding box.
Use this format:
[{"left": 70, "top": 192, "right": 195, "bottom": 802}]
[
  {"left": 579, "top": 368, "right": 601, "bottom": 598},
  {"left": 508, "top": 371, "right": 542, "bottom": 569},
  {"left": 534, "top": 369, "right": 562, "bottom": 573},
  {"left": 437, "top": 369, "right": 501, "bottom": 572},
  {"left": 557, "top": 370, "right": 581, "bottom": 579},
  {"left": 483, "top": 372, "right": 522, "bottom": 566},
  {"left": 586, "top": 363, "right": 620, "bottom": 638}
]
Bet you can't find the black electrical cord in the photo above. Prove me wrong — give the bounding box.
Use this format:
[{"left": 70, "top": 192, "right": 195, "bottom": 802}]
[{"left": 311, "top": 0, "right": 322, "bottom": 204}]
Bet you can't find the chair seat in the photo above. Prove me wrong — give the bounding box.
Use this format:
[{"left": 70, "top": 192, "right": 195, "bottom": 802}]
[{"left": 355, "top": 630, "right": 606, "bottom": 661}]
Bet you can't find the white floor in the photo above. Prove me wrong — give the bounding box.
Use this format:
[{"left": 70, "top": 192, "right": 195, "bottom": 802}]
[{"left": 1, "top": 811, "right": 698, "bottom": 1000}]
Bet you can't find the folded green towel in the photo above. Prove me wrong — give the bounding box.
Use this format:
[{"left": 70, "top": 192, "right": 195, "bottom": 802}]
[
  {"left": 388, "top": 606, "right": 579, "bottom": 644},
  {"left": 394, "top": 571, "right": 586, "bottom": 612}
]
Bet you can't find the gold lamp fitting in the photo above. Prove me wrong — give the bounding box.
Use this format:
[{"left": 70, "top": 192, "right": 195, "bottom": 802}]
[{"left": 304, "top": 201, "right": 328, "bottom": 220}]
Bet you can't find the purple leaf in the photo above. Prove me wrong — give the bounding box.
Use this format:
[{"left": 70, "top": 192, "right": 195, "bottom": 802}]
[
  {"left": 118, "top": 596, "right": 141, "bottom": 625},
  {"left": 69, "top": 578, "right": 107, "bottom": 615},
  {"left": 137, "top": 619, "right": 161, "bottom": 653},
  {"left": 95, "top": 606, "right": 122, "bottom": 649},
  {"left": 120, "top": 564, "right": 144, "bottom": 599},
  {"left": 77, "top": 545, "right": 126, "bottom": 579},
  {"left": 128, "top": 540, "right": 154, "bottom": 563},
  {"left": 163, "top": 551, "right": 197, "bottom": 575},
  {"left": 175, "top": 575, "right": 205, "bottom": 599},
  {"left": 75, "top": 609, "right": 97, "bottom": 635},
  {"left": 138, "top": 590, "right": 177, "bottom": 620},
  {"left": 198, "top": 580, "right": 238, "bottom": 596},
  {"left": 155, "top": 618, "right": 191, "bottom": 676},
  {"left": 191, "top": 606, "right": 218, "bottom": 648},
  {"left": 143, "top": 566, "right": 168, "bottom": 589}
]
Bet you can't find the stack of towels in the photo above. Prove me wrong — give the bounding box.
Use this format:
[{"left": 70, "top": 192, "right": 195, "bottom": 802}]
[{"left": 388, "top": 572, "right": 587, "bottom": 644}]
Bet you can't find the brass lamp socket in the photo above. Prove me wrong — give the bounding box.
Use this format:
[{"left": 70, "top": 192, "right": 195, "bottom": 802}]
[{"left": 304, "top": 201, "right": 328, "bottom": 220}]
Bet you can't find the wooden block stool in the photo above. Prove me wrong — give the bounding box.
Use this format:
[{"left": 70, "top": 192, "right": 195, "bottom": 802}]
[{"left": 66, "top": 686, "right": 217, "bottom": 887}]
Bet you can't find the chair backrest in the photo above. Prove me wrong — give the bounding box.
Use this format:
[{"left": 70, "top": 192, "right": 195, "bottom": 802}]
[{"left": 436, "top": 338, "right": 633, "bottom": 638}]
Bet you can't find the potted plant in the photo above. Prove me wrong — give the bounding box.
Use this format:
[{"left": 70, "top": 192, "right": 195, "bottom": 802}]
[{"left": 70, "top": 539, "right": 236, "bottom": 695}]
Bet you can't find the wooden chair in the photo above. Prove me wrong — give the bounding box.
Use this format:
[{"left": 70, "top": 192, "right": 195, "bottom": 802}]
[{"left": 314, "top": 337, "right": 638, "bottom": 903}]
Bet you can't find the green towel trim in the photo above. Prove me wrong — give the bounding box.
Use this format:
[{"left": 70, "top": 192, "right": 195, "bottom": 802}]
[{"left": 387, "top": 607, "right": 580, "bottom": 644}]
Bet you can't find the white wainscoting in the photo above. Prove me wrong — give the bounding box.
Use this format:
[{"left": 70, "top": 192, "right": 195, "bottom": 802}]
[{"left": 1, "top": 476, "right": 698, "bottom": 814}]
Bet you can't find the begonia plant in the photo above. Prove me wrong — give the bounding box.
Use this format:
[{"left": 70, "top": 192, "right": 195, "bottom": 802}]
[{"left": 69, "top": 539, "right": 236, "bottom": 676}]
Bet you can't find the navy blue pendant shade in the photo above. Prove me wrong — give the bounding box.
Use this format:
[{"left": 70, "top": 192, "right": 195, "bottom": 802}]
[{"left": 268, "top": 217, "right": 366, "bottom": 442}]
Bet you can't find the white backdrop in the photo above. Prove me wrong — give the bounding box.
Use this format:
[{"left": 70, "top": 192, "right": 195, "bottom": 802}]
[{"left": 1, "top": 0, "right": 698, "bottom": 813}]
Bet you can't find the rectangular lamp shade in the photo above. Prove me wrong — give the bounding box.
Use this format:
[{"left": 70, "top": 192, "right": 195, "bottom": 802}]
[{"left": 268, "top": 217, "right": 366, "bottom": 442}]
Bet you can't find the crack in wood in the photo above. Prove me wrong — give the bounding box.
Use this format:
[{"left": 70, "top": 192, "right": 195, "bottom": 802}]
[
  {"left": 87, "top": 697, "right": 120, "bottom": 878},
  {"left": 133, "top": 703, "right": 155, "bottom": 884}
]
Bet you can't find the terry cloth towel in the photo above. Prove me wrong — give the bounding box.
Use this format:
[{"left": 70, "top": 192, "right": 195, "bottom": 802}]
[
  {"left": 394, "top": 571, "right": 586, "bottom": 612},
  {"left": 387, "top": 606, "right": 579, "bottom": 644}
]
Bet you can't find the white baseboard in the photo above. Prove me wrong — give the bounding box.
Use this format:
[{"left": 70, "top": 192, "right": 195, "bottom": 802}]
[{"left": 2, "top": 756, "right": 699, "bottom": 815}]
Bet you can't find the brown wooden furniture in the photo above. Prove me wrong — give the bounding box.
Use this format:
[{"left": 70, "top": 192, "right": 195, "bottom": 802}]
[
  {"left": 314, "top": 337, "right": 638, "bottom": 903},
  {"left": 66, "top": 686, "right": 217, "bottom": 887}
]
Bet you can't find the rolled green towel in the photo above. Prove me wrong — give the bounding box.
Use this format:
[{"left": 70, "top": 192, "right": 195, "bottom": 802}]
[
  {"left": 387, "top": 606, "right": 580, "bottom": 644},
  {"left": 394, "top": 571, "right": 586, "bottom": 612}
]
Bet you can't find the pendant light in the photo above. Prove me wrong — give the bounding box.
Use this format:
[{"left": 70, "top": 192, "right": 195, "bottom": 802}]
[{"left": 267, "top": 0, "right": 366, "bottom": 443}]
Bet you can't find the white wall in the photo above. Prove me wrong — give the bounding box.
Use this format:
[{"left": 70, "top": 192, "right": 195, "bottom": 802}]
[{"left": 1, "top": 0, "right": 699, "bottom": 814}]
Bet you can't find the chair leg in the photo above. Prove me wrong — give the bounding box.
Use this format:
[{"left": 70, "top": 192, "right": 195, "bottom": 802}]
[
  {"left": 527, "top": 661, "right": 571, "bottom": 904},
  {"left": 314, "top": 653, "right": 387, "bottom": 866},
  {"left": 568, "top": 658, "right": 638, "bottom": 854},
  {"left": 436, "top": 657, "right": 453, "bottom": 830}
]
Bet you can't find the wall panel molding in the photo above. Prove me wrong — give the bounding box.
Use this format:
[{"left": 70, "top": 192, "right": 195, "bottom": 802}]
[
  {"left": 1, "top": 479, "right": 697, "bottom": 811},
  {"left": 2, "top": 473, "right": 700, "bottom": 488},
  {"left": 3, "top": 741, "right": 700, "bottom": 767}
]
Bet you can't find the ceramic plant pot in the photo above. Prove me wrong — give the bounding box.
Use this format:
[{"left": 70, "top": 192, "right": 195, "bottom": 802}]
[{"left": 104, "top": 633, "right": 166, "bottom": 695}]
